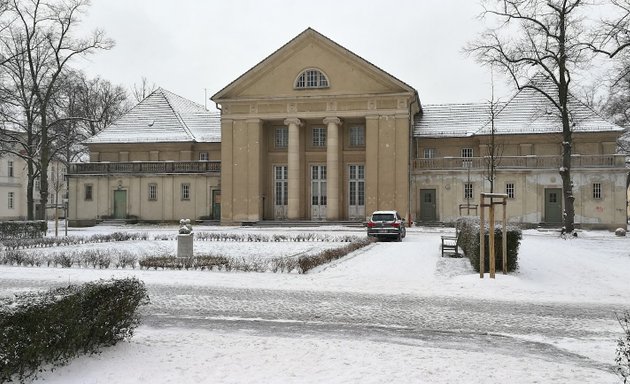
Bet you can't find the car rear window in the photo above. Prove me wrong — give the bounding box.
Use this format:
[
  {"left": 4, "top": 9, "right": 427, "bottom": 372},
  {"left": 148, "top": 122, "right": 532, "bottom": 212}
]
[{"left": 371, "top": 213, "right": 395, "bottom": 222}]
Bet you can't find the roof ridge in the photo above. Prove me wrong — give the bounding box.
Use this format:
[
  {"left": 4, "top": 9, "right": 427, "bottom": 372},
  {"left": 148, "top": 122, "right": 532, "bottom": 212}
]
[{"left": 160, "top": 89, "right": 197, "bottom": 142}]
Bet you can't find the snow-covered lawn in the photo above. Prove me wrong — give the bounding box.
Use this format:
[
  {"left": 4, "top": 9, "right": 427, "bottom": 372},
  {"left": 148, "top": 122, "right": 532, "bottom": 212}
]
[{"left": 1, "top": 224, "right": 629, "bottom": 383}]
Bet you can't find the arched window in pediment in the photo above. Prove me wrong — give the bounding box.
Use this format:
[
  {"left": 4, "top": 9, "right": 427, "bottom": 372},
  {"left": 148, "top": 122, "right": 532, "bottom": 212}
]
[{"left": 294, "top": 68, "right": 329, "bottom": 89}]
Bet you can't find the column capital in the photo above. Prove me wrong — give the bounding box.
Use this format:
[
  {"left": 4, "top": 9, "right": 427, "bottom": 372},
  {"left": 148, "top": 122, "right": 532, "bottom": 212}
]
[
  {"left": 323, "top": 116, "right": 342, "bottom": 126},
  {"left": 284, "top": 117, "right": 303, "bottom": 127}
]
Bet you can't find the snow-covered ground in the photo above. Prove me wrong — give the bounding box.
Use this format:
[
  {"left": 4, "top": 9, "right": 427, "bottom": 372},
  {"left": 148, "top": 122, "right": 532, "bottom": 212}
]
[{"left": 1, "top": 223, "right": 629, "bottom": 383}]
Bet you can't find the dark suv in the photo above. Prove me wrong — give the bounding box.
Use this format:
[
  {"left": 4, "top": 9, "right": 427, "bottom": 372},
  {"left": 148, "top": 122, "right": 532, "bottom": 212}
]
[{"left": 366, "top": 210, "right": 406, "bottom": 241}]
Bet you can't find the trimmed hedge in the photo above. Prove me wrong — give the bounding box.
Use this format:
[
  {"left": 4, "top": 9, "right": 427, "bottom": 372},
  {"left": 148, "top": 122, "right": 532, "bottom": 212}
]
[
  {"left": 457, "top": 217, "right": 522, "bottom": 273},
  {"left": 0, "top": 221, "right": 47, "bottom": 240},
  {"left": 0, "top": 278, "right": 149, "bottom": 382}
]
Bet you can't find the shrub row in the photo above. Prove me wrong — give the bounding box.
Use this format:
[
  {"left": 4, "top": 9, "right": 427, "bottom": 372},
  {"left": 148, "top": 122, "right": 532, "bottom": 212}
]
[
  {"left": 1, "top": 249, "right": 139, "bottom": 269},
  {"left": 2, "top": 232, "right": 360, "bottom": 250},
  {"left": 456, "top": 217, "right": 522, "bottom": 273},
  {"left": 298, "top": 237, "right": 375, "bottom": 273},
  {"left": 617, "top": 311, "right": 630, "bottom": 384},
  {"left": 0, "top": 221, "right": 47, "bottom": 240},
  {"left": 0, "top": 278, "right": 149, "bottom": 382},
  {"left": 1, "top": 232, "right": 149, "bottom": 250}
]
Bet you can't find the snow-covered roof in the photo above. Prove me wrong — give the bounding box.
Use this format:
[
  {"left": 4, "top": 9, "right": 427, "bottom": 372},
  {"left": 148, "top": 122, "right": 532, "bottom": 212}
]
[
  {"left": 86, "top": 88, "right": 221, "bottom": 144},
  {"left": 414, "top": 76, "right": 622, "bottom": 138}
]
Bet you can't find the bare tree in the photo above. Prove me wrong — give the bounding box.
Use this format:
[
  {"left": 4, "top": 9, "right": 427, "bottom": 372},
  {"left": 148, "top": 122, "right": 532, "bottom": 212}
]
[
  {"left": 0, "top": 0, "right": 113, "bottom": 219},
  {"left": 467, "top": 0, "right": 603, "bottom": 234},
  {"left": 132, "top": 76, "right": 158, "bottom": 102}
]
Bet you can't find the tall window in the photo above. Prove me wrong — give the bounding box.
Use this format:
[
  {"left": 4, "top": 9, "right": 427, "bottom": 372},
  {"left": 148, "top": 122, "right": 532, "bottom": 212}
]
[
  {"left": 464, "top": 183, "right": 473, "bottom": 199},
  {"left": 275, "top": 127, "right": 288, "bottom": 148},
  {"left": 349, "top": 126, "right": 365, "bottom": 147},
  {"left": 84, "top": 184, "right": 93, "bottom": 201},
  {"left": 461, "top": 148, "right": 473, "bottom": 168},
  {"left": 198, "top": 152, "right": 209, "bottom": 161},
  {"left": 295, "top": 69, "right": 329, "bottom": 89},
  {"left": 593, "top": 183, "right": 602, "bottom": 199},
  {"left": 274, "top": 166, "right": 288, "bottom": 206},
  {"left": 312, "top": 127, "right": 326, "bottom": 147},
  {"left": 181, "top": 183, "right": 190, "bottom": 201},
  {"left": 8, "top": 192, "right": 14, "bottom": 209},
  {"left": 148, "top": 183, "right": 157, "bottom": 201},
  {"left": 8, "top": 161, "right": 14, "bottom": 177},
  {"left": 506, "top": 183, "right": 515, "bottom": 199},
  {"left": 423, "top": 148, "right": 436, "bottom": 159}
]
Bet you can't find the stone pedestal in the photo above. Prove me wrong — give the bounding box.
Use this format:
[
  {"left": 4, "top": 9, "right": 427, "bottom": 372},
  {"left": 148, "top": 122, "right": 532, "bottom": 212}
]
[{"left": 177, "top": 234, "right": 193, "bottom": 258}]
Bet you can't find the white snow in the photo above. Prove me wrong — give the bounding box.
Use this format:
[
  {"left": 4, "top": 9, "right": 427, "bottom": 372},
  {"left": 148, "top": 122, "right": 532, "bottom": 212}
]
[{"left": 1, "top": 224, "right": 629, "bottom": 383}]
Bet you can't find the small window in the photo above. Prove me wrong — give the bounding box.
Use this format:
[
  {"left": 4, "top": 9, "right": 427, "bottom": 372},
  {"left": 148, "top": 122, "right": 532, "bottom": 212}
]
[
  {"left": 506, "top": 183, "right": 515, "bottom": 199},
  {"left": 423, "top": 148, "right": 436, "bottom": 159},
  {"left": 312, "top": 127, "right": 326, "bottom": 147},
  {"left": 464, "top": 183, "right": 473, "bottom": 199},
  {"left": 35, "top": 179, "right": 41, "bottom": 191},
  {"left": 295, "top": 69, "right": 329, "bottom": 89},
  {"left": 84, "top": 184, "right": 93, "bottom": 201},
  {"left": 198, "top": 152, "right": 209, "bottom": 161},
  {"left": 148, "top": 183, "right": 157, "bottom": 201},
  {"left": 593, "top": 183, "right": 602, "bottom": 199},
  {"left": 8, "top": 161, "right": 14, "bottom": 177},
  {"left": 275, "top": 127, "right": 288, "bottom": 148},
  {"left": 8, "top": 192, "right": 14, "bottom": 209},
  {"left": 181, "top": 183, "right": 190, "bottom": 201},
  {"left": 349, "top": 126, "right": 365, "bottom": 147}
]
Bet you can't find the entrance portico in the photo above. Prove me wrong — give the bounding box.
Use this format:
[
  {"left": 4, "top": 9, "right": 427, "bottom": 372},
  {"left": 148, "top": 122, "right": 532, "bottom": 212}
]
[{"left": 212, "top": 28, "right": 420, "bottom": 224}]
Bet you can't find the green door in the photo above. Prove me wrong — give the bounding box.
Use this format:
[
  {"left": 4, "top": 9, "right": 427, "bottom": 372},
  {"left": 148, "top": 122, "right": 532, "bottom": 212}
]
[
  {"left": 113, "top": 190, "right": 127, "bottom": 219},
  {"left": 212, "top": 189, "right": 221, "bottom": 220},
  {"left": 544, "top": 188, "right": 562, "bottom": 224},
  {"left": 419, "top": 189, "right": 437, "bottom": 222}
]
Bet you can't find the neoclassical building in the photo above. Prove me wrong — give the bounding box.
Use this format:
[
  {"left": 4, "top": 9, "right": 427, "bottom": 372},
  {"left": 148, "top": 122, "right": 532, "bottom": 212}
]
[{"left": 66, "top": 28, "right": 628, "bottom": 229}]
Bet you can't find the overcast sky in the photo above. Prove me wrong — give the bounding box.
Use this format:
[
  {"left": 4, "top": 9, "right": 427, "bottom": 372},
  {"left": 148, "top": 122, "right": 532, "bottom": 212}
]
[{"left": 76, "top": 0, "right": 515, "bottom": 110}]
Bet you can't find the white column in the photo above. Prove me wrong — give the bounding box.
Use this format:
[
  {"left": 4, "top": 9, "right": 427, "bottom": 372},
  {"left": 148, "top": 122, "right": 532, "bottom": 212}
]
[
  {"left": 324, "top": 117, "right": 341, "bottom": 220},
  {"left": 285, "top": 118, "right": 302, "bottom": 219}
]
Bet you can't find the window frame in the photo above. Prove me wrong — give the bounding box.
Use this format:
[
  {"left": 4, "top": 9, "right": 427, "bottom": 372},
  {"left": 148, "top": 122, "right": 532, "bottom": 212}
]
[
  {"left": 464, "top": 183, "right": 474, "bottom": 200},
  {"left": 349, "top": 126, "right": 365, "bottom": 147},
  {"left": 294, "top": 69, "right": 329, "bottom": 89},
  {"left": 506, "top": 183, "right": 515, "bottom": 199},
  {"left": 148, "top": 183, "right": 158, "bottom": 201},
  {"left": 198, "top": 152, "right": 209, "bottom": 161},
  {"left": 275, "top": 127, "right": 288, "bottom": 149},
  {"left": 593, "top": 183, "right": 602, "bottom": 199},
  {"left": 84, "top": 184, "right": 93, "bottom": 201},
  {"left": 8, "top": 191, "right": 14, "bottom": 209},
  {"left": 8, "top": 160, "right": 13, "bottom": 178},
  {"left": 181, "top": 183, "right": 191, "bottom": 201},
  {"left": 312, "top": 126, "right": 326, "bottom": 147},
  {"left": 423, "top": 148, "right": 436, "bottom": 159}
]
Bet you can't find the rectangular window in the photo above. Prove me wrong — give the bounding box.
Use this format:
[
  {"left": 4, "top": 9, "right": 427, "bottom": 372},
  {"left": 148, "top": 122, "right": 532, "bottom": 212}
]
[
  {"left": 423, "top": 148, "right": 436, "bottom": 159},
  {"left": 506, "top": 183, "right": 515, "bottom": 199},
  {"left": 593, "top": 183, "right": 602, "bottom": 199},
  {"left": 148, "top": 183, "right": 157, "bottom": 201},
  {"left": 198, "top": 152, "right": 209, "bottom": 161},
  {"left": 181, "top": 183, "right": 190, "bottom": 201},
  {"left": 462, "top": 148, "right": 473, "bottom": 168},
  {"left": 312, "top": 127, "right": 326, "bottom": 147},
  {"left": 275, "top": 127, "right": 288, "bottom": 148},
  {"left": 35, "top": 179, "right": 41, "bottom": 191},
  {"left": 8, "top": 161, "right": 14, "bottom": 177},
  {"left": 84, "top": 184, "right": 93, "bottom": 201},
  {"left": 8, "top": 192, "right": 14, "bottom": 209},
  {"left": 464, "top": 183, "right": 473, "bottom": 199},
  {"left": 349, "top": 126, "right": 365, "bottom": 147}
]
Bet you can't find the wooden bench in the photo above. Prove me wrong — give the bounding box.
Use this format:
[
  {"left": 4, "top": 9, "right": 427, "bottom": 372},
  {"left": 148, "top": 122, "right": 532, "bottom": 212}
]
[{"left": 441, "top": 230, "right": 462, "bottom": 258}]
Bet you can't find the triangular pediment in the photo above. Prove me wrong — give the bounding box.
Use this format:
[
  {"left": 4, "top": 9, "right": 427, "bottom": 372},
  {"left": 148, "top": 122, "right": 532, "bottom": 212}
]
[{"left": 212, "top": 28, "right": 416, "bottom": 102}]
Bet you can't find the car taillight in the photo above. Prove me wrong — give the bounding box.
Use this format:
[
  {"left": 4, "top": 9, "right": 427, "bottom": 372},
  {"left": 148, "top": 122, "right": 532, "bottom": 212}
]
[
  {"left": 367, "top": 221, "right": 376, "bottom": 228},
  {"left": 391, "top": 222, "right": 400, "bottom": 228}
]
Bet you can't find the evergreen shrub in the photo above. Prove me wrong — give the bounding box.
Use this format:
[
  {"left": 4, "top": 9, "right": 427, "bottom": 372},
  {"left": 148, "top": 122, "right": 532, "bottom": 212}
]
[
  {"left": 456, "top": 217, "right": 522, "bottom": 273},
  {"left": 0, "top": 278, "right": 149, "bottom": 382},
  {"left": 0, "top": 221, "right": 47, "bottom": 240}
]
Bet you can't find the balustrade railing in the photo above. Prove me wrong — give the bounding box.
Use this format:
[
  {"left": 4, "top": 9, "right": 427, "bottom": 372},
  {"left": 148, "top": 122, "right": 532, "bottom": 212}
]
[
  {"left": 68, "top": 161, "right": 221, "bottom": 175},
  {"left": 413, "top": 155, "right": 625, "bottom": 170}
]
